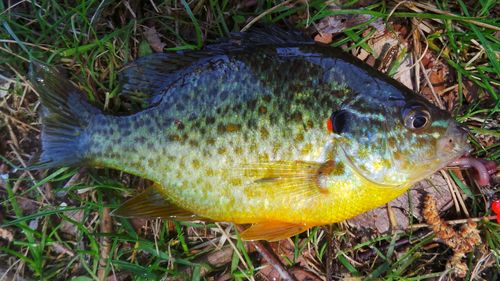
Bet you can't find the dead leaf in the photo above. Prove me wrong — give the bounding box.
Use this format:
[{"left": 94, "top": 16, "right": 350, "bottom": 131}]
[
  {"left": 314, "top": 32, "right": 333, "bottom": 44},
  {"left": 420, "top": 51, "right": 455, "bottom": 109},
  {"left": 0, "top": 77, "right": 12, "bottom": 99},
  {"left": 143, "top": 26, "right": 166, "bottom": 53},
  {"left": 316, "top": 12, "right": 383, "bottom": 35},
  {"left": 393, "top": 55, "right": 415, "bottom": 90},
  {"left": 51, "top": 242, "right": 74, "bottom": 257},
  {"left": 350, "top": 21, "right": 414, "bottom": 89},
  {"left": 291, "top": 266, "right": 322, "bottom": 280},
  {"left": 461, "top": 78, "right": 480, "bottom": 102},
  {"left": 16, "top": 196, "right": 39, "bottom": 214},
  {"left": 0, "top": 227, "right": 14, "bottom": 242},
  {"left": 130, "top": 217, "right": 149, "bottom": 234},
  {"left": 60, "top": 210, "right": 85, "bottom": 236}
]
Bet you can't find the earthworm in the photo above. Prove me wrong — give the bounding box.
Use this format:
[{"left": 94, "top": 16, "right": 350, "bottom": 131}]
[{"left": 449, "top": 158, "right": 497, "bottom": 186}]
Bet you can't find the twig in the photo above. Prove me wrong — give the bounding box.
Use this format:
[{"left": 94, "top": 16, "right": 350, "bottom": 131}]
[
  {"left": 419, "top": 60, "right": 445, "bottom": 109},
  {"left": 0, "top": 39, "right": 54, "bottom": 52},
  {"left": 0, "top": 258, "right": 25, "bottom": 281},
  {"left": 234, "top": 225, "right": 297, "bottom": 281},
  {"left": 412, "top": 18, "right": 422, "bottom": 93},
  {"left": 0, "top": 0, "right": 40, "bottom": 17},
  {"left": 441, "top": 170, "right": 461, "bottom": 214},
  {"left": 437, "top": 84, "right": 458, "bottom": 96},
  {"left": 470, "top": 252, "right": 494, "bottom": 280},
  {"left": 408, "top": 2, "right": 500, "bottom": 31},
  {"left": 387, "top": 0, "right": 409, "bottom": 22},
  {"left": 409, "top": 215, "right": 496, "bottom": 229},
  {"left": 98, "top": 207, "right": 112, "bottom": 281},
  {"left": 325, "top": 225, "right": 334, "bottom": 281},
  {"left": 0, "top": 110, "right": 40, "bottom": 132},
  {"left": 241, "top": 0, "right": 295, "bottom": 32},
  {"left": 0, "top": 47, "right": 29, "bottom": 62},
  {"left": 5, "top": 119, "right": 19, "bottom": 149},
  {"left": 387, "top": 201, "right": 399, "bottom": 232},
  {"left": 7, "top": 143, "right": 49, "bottom": 204},
  {"left": 56, "top": 168, "right": 86, "bottom": 198},
  {"left": 14, "top": 248, "right": 29, "bottom": 279},
  {"left": 252, "top": 240, "right": 298, "bottom": 281},
  {"left": 216, "top": 223, "right": 254, "bottom": 280},
  {"left": 442, "top": 170, "right": 470, "bottom": 217}
]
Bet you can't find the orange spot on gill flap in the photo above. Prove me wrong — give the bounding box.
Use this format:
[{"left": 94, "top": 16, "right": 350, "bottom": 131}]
[{"left": 327, "top": 118, "right": 333, "bottom": 132}]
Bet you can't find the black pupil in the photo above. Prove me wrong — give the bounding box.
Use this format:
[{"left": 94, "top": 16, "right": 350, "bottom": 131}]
[
  {"left": 331, "top": 110, "right": 347, "bottom": 133},
  {"left": 413, "top": 115, "right": 427, "bottom": 128}
]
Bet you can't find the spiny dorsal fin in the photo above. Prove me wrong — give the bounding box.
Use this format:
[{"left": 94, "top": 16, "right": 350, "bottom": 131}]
[
  {"left": 239, "top": 221, "right": 311, "bottom": 241},
  {"left": 111, "top": 185, "right": 206, "bottom": 221},
  {"left": 206, "top": 26, "right": 312, "bottom": 51},
  {"left": 118, "top": 26, "right": 313, "bottom": 107}
]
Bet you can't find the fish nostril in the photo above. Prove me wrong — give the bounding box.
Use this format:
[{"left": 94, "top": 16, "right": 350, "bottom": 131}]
[{"left": 437, "top": 136, "right": 455, "bottom": 153}]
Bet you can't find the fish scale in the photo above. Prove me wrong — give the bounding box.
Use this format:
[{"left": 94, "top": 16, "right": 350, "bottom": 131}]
[{"left": 30, "top": 28, "right": 470, "bottom": 241}]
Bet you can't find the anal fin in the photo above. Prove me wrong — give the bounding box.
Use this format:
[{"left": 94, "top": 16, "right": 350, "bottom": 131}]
[
  {"left": 239, "top": 221, "right": 310, "bottom": 241},
  {"left": 111, "top": 185, "right": 205, "bottom": 221}
]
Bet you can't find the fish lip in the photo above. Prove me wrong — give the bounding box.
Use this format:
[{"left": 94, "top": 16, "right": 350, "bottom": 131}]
[
  {"left": 338, "top": 145, "right": 406, "bottom": 189},
  {"left": 446, "top": 143, "right": 473, "bottom": 165}
]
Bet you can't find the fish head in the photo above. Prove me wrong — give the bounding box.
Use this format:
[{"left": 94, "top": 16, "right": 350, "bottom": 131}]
[{"left": 331, "top": 94, "right": 470, "bottom": 187}]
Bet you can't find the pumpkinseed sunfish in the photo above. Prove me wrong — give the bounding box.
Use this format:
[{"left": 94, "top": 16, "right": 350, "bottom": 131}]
[{"left": 30, "top": 29, "right": 477, "bottom": 241}]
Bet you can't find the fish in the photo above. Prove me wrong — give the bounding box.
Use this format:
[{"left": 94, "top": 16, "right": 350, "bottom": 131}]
[{"left": 29, "top": 28, "right": 486, "bottom": 241}]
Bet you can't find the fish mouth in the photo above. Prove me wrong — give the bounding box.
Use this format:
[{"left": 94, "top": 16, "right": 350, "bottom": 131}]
[{"left": 441, "top": 123, "right": 497, "bottom": 186}]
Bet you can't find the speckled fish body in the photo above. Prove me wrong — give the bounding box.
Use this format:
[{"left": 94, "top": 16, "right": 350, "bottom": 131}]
[{"left": 31, "top": 29, "right": 470, "bottom": 240}]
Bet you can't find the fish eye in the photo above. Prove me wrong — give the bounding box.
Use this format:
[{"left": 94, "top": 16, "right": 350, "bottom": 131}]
[
  {"left": 329, "top": 110, "right": 348, "bottom": 133},
  {"left": 403, "top": 106, "right": 431, "bottom": 130}
]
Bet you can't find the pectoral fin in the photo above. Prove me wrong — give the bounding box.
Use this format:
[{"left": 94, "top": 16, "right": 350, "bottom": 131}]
[
  {"left": 111, "top": 185, "right": 205, "bottom": 221},
  {"left": 242, "top": 160, "right": 337, "bottom": 198},
  {"left": 239, "top": 221, "right": 310, "bottom": 241}
]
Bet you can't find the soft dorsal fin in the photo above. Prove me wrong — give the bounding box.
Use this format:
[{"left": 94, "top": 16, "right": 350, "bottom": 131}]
[
  {"left": 118, "top": 26, "right": 313, "bottom": 107},
  {"left": 239, "top": 221, "right": 311, "bottom": 241},
  {"left": 119, "top": 52, "right": 217, "bottom": 99},
  {"left": 240, "top": 160, "right": 338, "bottom": 199},
  {"left": 111, "top": 185, "right": 206, "bottom": 221},
  {"left": 205, "top": 26, "right": 312, "bottom": 51}
]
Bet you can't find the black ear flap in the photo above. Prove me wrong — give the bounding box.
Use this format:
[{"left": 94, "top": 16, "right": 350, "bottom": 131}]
[{"left": 330, "top": 110, "right": 349, "bottom": 134}]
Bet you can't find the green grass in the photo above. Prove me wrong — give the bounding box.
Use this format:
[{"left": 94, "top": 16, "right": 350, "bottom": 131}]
[{"left": 0, "top": 1, "right": 498, "bottom": 280}]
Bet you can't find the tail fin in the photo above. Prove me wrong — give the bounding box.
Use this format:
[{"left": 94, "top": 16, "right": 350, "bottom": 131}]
[{"left": 29, "top": 62, "right": 100, "bottom": 169}]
